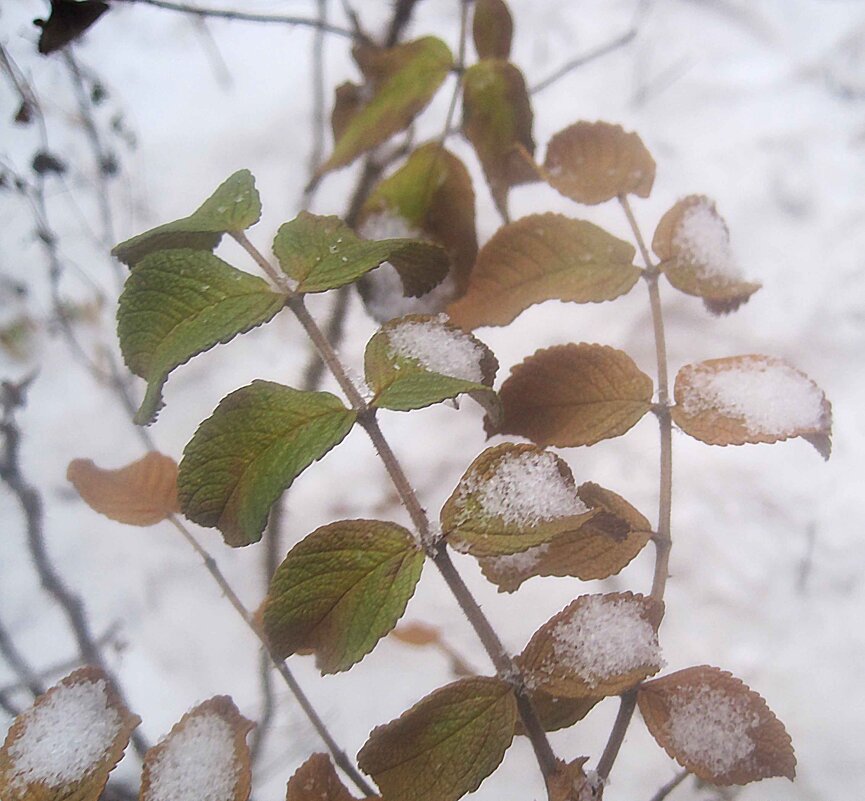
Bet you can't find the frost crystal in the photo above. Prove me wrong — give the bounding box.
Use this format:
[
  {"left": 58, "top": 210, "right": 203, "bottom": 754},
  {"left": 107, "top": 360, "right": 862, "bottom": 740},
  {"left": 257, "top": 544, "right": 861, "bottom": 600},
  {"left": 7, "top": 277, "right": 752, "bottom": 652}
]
[
  {"left": 683, "top": 357, "right": 826, "bottom": 436},
  {"left": 666, "top": 685, "right": 760, "bottom": 775},
  {"left": 8, "top": 679, "right": 122, "bottom": 789},
  {"left": 673, "top": 200, "right": 742, "bottom": 280},
  {"left": 548, "top": 596, "right": 662, "bottom": 688},
  {"left": 387, "top": 314, "right": 484, "bottom": 383},
  {"left": 147, "top": 713, "right": 239, "bottom": 801}
]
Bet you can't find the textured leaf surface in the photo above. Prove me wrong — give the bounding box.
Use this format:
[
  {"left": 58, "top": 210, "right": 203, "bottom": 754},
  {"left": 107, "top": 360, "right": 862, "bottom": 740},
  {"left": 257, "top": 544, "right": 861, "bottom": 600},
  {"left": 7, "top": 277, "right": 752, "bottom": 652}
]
[
  {"left": 653, "top": 195, "right": 760, "bottom": 314},
  {"left": 489, "top": 344, "right": 654, "bottom": 446},
  {"left": 473, "top": 0, "right": 513, "bottom": 59},
  {"left": 263, "top": 519, "right": 424, "bottom": 673},
  {"left": 0, "top": 667, "right": 140, "bottom": 801},
  {"left": 544, "top": 121, "right": 655, "bottom": 205},
  {"left": 67, "top": 452, "right": 179, "bottom": 526},
  {"left": 638, "top": 666, "right": 796, "bottom": 785},
  {"left": 178, "top": 381, "right": 356, "bottom": 547},
  {"left": 117, "top": 249, "right": 285, "bottom": 424},
  {"left": 516, "top": 691, "right": 599, "bottom": 734},
  {"left": 357, "top": 677, "right": 516, "bottom": 801},
  {"left": 112, "top": 170, "right": 261, "bottom": 266},
  {"left": 139, "top": 696, "right": 253, "bottom": 801},
  {"left": 285, "top": 754, "right": 360, "bottom": 801},
  {"left": 518, "top": 593, "right": 663, "bottom": 699},
  {"left": 273, "top": 211, "right": 448, "bottom": 296},
  {"left": 365, "top": 314, "right": 497, "bottom": 411},
  {"left": 671, "top": 355, "right": 832, "bottom": 459},
  {"left": 320, "top": 37, "right": 453, "bottom": 174},
  {"left": 479, "top": 482, "right": 652, "bottom": 591},
  {"left": 441, "top": 443, "right": 594, "bottom": 557},
  {"left": 448, "top": 213, "right": 638, "bottom": 329}
]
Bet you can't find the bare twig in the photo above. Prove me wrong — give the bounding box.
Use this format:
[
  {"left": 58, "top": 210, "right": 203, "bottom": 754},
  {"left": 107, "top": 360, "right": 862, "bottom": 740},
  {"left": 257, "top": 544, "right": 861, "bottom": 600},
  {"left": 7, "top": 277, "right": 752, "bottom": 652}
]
[
  {"left": 0, "top": 615, "right": 45, "bottom": 698},
  {"left": 648, "top": 769, "right": 690, "bottom": 801},
  {"left": 596, "top": 690, "right": 638, "bottom": 781},
  {"left": 308, "top": 0, "right": 329, "bottom": 178},
  {"left": 384, "top": 0, "right": 420, "bottom": 47}
]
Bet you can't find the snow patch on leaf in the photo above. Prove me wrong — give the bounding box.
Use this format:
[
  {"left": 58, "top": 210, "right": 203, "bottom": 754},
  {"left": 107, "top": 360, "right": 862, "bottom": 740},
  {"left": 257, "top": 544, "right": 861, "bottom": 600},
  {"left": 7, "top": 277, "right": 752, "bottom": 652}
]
[
  {"left": 386, "top": 313, "right": 484, "bottom": 383},
  {"left": 672, "top": 198, "right": 742, "bottom": 281}
]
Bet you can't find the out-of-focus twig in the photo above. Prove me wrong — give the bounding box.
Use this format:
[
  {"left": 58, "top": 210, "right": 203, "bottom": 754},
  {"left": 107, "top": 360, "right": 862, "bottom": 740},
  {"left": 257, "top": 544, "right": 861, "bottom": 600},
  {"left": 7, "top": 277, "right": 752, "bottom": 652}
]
[
  {"left": 648, "top": 769, "right": 690, "bottom": 801},
  {"left": 0, "top": 615, "right": 45, "bottom": 698}
]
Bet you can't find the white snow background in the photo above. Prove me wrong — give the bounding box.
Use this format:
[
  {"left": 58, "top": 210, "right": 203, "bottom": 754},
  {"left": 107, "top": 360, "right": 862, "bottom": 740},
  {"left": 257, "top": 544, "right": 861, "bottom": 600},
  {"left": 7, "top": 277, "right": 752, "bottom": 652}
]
[{"left": 1, "top": 1, "right": 864, "bottom": 799}]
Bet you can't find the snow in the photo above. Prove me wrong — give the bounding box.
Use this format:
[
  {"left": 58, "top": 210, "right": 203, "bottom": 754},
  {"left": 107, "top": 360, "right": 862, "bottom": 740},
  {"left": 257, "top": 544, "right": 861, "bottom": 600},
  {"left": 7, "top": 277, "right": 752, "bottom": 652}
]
[
  {"left": 681, "top": 357, "right": 827, "bottom": 436},
  {"left": 488, "top": 542, "right": 550, "bottom": 573},
  {"left": 146, "top": 713, "right": 239, "bottom": 801},
  {"left": 6, "top": 678, "right": 122, "bottom": 790},
  {"left": 672, "top": 198, "right": 743, "bottom": 280},
  {"left": 386, "top": 313, "right": 485, "bottom": 383}
]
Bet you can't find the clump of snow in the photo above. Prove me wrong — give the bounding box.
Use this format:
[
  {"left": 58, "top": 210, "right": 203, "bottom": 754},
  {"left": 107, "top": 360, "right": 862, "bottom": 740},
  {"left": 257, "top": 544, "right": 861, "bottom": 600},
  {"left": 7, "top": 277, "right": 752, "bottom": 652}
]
[
  {"left": 488, "top": 542, "right": 550, "bottom": 572},
  {"left": 462, "top": 450, "right": 587, "bottom": 527},
  {"left": 547, "top": 595, "right": 662, "bottom": 688},
  {"left": 682, "top": 357, "right": 826, "bottom": 436},
  {"left": 666, "top": 685, "right": 760, "bottom": 775},
  {"left": 386, "top": 313, "right": 484, "bottom": 383},
  {"left": 673, "top": 199, "right": 743, "bottom": 280},
  {"left": 7, "top": 679, "right": 123, "bottom": 790},
  {"left": 147, "top": 713, "right": 239, "bottom": 801}
]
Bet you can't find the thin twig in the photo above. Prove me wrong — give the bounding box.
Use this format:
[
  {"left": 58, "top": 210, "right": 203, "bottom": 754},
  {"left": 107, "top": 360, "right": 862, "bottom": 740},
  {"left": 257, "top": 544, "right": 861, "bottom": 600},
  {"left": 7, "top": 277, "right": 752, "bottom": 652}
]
[
  {"left": 308, "top": 0, "right": 329, "bottom": 178},
  {"left": 384, "top": 0, "right": 420, "bottom": 47},
  {"left": 648, "top": 768, "right": 690, "bottom": 801},
  {"left": 595, "top": 690, "right": 637, "bottom": 780},
  {"left": 0, "top": 615, "right": 45, "bottom": 698}
]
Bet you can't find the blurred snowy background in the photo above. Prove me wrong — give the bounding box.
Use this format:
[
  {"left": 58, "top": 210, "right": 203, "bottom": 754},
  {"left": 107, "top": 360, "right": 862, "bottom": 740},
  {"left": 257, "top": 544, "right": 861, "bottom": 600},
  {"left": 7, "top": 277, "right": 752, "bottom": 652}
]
[{"left": 1, "top": 0, "right": 864, "bottom": 799}]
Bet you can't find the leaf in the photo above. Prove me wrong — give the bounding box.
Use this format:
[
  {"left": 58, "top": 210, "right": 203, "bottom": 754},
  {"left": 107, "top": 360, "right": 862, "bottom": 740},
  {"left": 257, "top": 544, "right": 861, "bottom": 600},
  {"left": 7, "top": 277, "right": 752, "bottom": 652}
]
[
  {"left": 638, "top": 666, "right": 796, "bottom": 785},
  {"left": 391, "top": 621, "right": 441, "bottom": 647},
  {"left": 35, "top": 0, "right": 109, "bottom": 56},
  {"left": 543, "top": 121, "right": 656, "bottom": 205},
  {"left": 178, "top": 381, "right": 357, "bottom": 547},
  {"left": 140, "top": 696, "right": 254, "bottom": 801},
  {"left": 286, "top": 754, "right": 361, "bottom": 801},
  {"left": 263, "top": 519, "right": 424, "bottom": 673},
  {"left": 67, "top": 451, "right": 179, "bottom": 526},
  {"left": 319, "top": 37, "right": 453, "bottom": 175},
  {"left": 546, "top": 758, "right": 595, "bottom": 801},
  {"left": 473, "top": 0, "right": 514, "bottom": 60},
  {"left": 273, "top": 211, "right": 448, "bottom": 296},
  {"left": 461, "top": 60, "right": 539, "bottom": 217},
  {"left": 441, "top": 443, "right": 595, "bottom": 557},
  {"left": 448, "top": 214, "right": 639, "bottom": 330},
  {"left": 357, "top": 677, "right": 516, "bottom": 801},
  {"left": 478, "top": 482, "right": 653, "bottom": 591},
  {"left": 517, "top": 691, "right": 599, "bottom": 734},
  {"left": 364, "top": 314, "right": 497, "bottom": 412},
  {"left": 0, "top": 667, "right": 140, "bottom": 801},
  {"left": 652, "top": 196, "right": 761, "bottom": 314},
  {"left": 518, "top": 593, "right": 664, "bottom": 699},
  {"left": 671, "top": 355, "right": 832, "bottom": 459},
  {"left": 112, "top": 170, "right": 261, "bottom": 266},
  {"left": 117, "top": 249, "right": 285, "bottom": 424},
  {"left": 490, "top": 344, "right": 654, "bottom": 446}
]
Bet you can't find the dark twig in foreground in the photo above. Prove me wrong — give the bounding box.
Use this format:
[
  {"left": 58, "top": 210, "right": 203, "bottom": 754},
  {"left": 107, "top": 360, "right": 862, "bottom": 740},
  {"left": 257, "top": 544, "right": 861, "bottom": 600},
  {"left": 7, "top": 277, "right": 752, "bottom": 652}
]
[{"left": 648, "top": 769, "right": 691, "bottom": 801}]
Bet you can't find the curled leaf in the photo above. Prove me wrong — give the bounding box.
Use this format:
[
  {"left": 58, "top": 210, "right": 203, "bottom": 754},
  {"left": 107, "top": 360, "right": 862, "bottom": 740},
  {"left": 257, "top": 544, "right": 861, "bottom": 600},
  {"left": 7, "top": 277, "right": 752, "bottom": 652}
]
[
  {"left": 286, "top": 754, "right": 361, "bottom": 801},
  {"left": 473, "top": 0, "right": 514, "bottom": 60},
  {"left": 638, "top": 666, "right": 796, "bottom": 785},
  {"left": 67, "top": 451, "right": 179, "bottom": 526}
]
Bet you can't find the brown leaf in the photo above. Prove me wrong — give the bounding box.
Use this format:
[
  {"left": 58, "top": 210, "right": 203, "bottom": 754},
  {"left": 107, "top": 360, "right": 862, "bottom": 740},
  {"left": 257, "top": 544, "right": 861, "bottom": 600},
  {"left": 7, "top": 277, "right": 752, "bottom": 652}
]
[
  {"left": 473, "top": 0, "right": 514, "bottom": 60},
  {"left": 652, "top": 196, "right": 760, "bottom": 314},
  {"left": 0, "top": 667, "right": 140, "bottom": 801},
  {"left": 478, "top": 483, "right": 652, "bottom": 591},
  {"left": 546, "top": 758, "right": 596, "bottom": 801},
  {"left": 638, "top": 666, "right": 796, "bottom": 785},
  {"left": 671, "top": 355, "right": 832, "bottom": 459},
  {"left": 35, "top": 0, "right": 109, "bottom": 56},
  {"left": 489, "top": 344, "right": 654, "bottom": 446},
  {"left": 67, "top": 451, "right": 180, "bottom": 526},
  {"left": 286, "top": 754, "right": 361, "bottom": 801},
  {"left": 544, "top": 121, "right": 656, "bottom": 205},
  {"left": 448, "top": 214, "right": 639, "bottom": 330},
  {"left": 518, "top": 593, "right": 664, "bottom": 699},
  {"left": 391, "top": 621, "right": 442, "bottom": 647},
  {"left": 331, "top": 81, "right": 365, "bottom": 143},
  {"left": 140, "top": 696, "right": 254, "bottom": 801},
  {"left": 516, "top": 691, "right": 599, "bottom": 734}
]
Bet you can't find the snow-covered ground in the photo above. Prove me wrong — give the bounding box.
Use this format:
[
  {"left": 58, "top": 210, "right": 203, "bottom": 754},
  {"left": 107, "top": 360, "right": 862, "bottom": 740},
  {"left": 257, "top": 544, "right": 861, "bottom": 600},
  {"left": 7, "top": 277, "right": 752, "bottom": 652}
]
[{"left": 1, "top": 1, "right": 864, "bottom": 799}]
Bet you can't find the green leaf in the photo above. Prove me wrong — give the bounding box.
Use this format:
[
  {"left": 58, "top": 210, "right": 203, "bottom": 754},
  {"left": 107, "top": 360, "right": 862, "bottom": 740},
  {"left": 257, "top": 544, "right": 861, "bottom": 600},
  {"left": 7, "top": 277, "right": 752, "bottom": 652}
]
[
  {"left": 178, "top": 381, "right": 356, "bottom": 547},
  {"left": 112, "top": 170, "right": 261, "bottom": 266},
  {"left": 117, "top": 249, "right": 285, "bottom": 425},
  {"left": 364, "top": 314, "right": 497, "bottom": 412},
  {"left": 357, "top": 676, "right": 517, "bottom": 801},
  {"left": 273, "top": 211, "right": 448, "bottom": 296},
  {"left": 319, "top": 36, "right": 453, "bottom": 175},
  {"left": 441, "top": 443, "right": 595, "bottom": 557},
  {"left": 263, "top": 519, "right": 424, "bottom": 673}
]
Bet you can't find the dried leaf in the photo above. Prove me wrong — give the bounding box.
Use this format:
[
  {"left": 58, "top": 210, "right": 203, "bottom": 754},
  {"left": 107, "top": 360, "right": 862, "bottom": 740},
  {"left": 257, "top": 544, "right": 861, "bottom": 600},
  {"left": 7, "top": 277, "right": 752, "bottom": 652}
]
[
  {"left": 285, "top": 754, "right": 360, "bottom": 801},
  {"left": 357, "top": 677, "right": 516, "bottom": 801},
  {"left": 518, "top": 593, "right": 663, "bottom": 699},
  {"left": 638, "top": 666, "right": 796, "bottom": 785},
  {"left": 67, "top": 452, "right": 179, "bottom": 526},
  {"left": 263, "top": 519, "right": 424, "bottom": 673},
  {"left": 331, "top": 82, "right": 365, "bottom": 144},
  {"left": 546, "top": 758, "right": 595, "bottom": 801},
  {"left": 448, "top": 214, "right": 639, "bottom": 330},
  {"left": 490, "top": 344, "right": 654, "bottom": 446},
  {"left": 652, "top": 196, "right": 760, "bottom": 314},
  {"left": 544, "top": 121, "right": 655, "bottom": 205},
  {"left": 441, "top": 443, "right": 595, "bottom": 557},
  {"left": 391, "top": 621, "right": 441, "bottom": 647},
  {"left": 140, "top": 696, "right": 254, "bottom": 801},
  {"left": 473, "top": 0, "right": 514, "bottom": 60},
  {"left": 35, "top": 0, "right": 109, "bottom": 55},
  {"left": 516, "top": 691, "right": 599, "bottom": 734},
  {"left": 0, "top": 667, "right": 140, "bottom": 801},
  {"left": 671, "top": 355, "right": 832, "bottom": 459}
]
